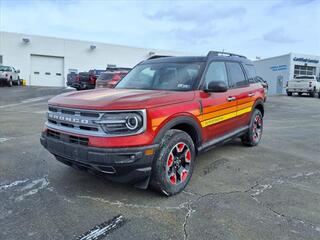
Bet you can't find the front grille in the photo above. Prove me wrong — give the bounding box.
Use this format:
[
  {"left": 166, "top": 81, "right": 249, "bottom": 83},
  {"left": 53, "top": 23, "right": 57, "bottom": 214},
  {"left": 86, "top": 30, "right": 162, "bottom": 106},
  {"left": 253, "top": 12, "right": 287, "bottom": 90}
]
[
  {"left": 47, "top": 129, "right": 89, "bottom": 146},
  {"left": 46, "top": 106, "right": 106, "bottom": 136}
]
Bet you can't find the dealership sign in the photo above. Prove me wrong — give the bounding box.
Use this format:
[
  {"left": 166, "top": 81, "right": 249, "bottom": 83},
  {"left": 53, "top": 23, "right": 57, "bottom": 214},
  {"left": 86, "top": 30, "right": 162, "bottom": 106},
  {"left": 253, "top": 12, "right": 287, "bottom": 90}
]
[
  {"left": 270, "top": 65, "right": 287, "bottom": 71},
  {"left": 293, "top": 57, "right": 319, "bottom": 64}
]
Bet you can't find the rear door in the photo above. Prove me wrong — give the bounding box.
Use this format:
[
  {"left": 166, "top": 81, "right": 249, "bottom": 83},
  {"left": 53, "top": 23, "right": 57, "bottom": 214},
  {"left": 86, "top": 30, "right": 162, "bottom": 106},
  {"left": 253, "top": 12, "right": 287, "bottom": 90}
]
[
  {"left": 226, "top": 62, "right": 255, "bottom": 128},
  {"left": 199, "top": 61, "right": 238, "bottom": 141}
]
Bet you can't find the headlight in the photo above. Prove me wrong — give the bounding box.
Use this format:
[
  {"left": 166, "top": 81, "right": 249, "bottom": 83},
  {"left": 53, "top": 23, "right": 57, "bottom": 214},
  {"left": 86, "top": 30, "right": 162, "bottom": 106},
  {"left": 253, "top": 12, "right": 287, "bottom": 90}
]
[{"left": 94, "top": 110, "right": 146, "bottom": 136}]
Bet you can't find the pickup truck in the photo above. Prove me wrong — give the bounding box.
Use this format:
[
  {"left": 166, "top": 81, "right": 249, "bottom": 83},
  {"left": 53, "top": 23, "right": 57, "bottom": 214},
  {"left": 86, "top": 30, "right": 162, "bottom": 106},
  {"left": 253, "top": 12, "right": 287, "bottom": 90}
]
[
  {"left": 0, "top": 65, "right": 21, "bottom": 86},
  {"left": 286, "top": 75, "right": 320, "bottom": 97},
  {"left": 67, "top": 70, "right": 105, "bottom": 90},
  {"left": 40, "top": 51, "right": 265, "bottom": 196}
]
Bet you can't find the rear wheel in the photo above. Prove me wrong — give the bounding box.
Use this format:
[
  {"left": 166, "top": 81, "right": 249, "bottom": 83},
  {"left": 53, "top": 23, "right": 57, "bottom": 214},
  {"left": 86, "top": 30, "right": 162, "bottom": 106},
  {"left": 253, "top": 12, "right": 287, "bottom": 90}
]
[
  {"left": 287, "top": 92, "right": 292, "bottom": 96},
  {"left": 151, "top": 129, "right": 195, "bottom": 196},
  {"left": 298, "top": 92, "right": 302, "bottom": 96},
  {"left": 310, "top": 91, "right": 315, "bottom": 97},
  {"left": 242, "top": 109, "right": 263, "bottom": 147},
  {"left": 318, "top": 92, "right": 320, "bottom": 99}
]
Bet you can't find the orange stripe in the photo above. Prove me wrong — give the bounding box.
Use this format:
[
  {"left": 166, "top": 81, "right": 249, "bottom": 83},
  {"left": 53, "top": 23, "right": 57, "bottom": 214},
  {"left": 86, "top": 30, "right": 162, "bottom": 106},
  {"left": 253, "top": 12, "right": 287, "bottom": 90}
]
[
  {"left": 202, "top": 106, "right": 237, "bottom": 121},
  {"left": 203, "top": 101, "right": 236, "bottom": 114}
]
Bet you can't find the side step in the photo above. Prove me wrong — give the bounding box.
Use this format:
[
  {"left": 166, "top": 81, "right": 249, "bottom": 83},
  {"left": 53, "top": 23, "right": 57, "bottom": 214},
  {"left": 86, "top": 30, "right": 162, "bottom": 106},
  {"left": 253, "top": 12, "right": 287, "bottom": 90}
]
[{"left": 198, "top": 126, "right": 249, "bottom": 153}]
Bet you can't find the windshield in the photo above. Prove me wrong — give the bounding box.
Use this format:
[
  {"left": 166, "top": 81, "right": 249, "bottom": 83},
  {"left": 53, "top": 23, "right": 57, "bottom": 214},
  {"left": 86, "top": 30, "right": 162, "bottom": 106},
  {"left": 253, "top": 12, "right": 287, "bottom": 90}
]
[
  {"left": 97, "top": 72, "right": 114, "bottom": 81},
  {"left": 0, "top": 66, "right": 11, "bottom": 71},
  {"left": 116, "top": 62, "right": 203, "bottom": 91}
]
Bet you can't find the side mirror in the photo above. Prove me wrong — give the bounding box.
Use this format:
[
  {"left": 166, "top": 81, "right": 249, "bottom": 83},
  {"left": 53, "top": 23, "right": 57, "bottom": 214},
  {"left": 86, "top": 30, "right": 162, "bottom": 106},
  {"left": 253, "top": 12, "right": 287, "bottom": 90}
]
[
  {"left": 16, "top": 70, "right": 20, "bottom": 73},
  {"left": 205, "top": 81, "right": 228, "bottom": 93}
]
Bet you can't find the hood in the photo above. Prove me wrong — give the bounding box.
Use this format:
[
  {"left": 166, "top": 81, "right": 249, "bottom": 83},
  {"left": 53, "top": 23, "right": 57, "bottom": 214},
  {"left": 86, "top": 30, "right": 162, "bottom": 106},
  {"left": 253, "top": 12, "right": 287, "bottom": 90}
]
[{"left": 48, "top": 88, "right": 195, "bottom": 110}]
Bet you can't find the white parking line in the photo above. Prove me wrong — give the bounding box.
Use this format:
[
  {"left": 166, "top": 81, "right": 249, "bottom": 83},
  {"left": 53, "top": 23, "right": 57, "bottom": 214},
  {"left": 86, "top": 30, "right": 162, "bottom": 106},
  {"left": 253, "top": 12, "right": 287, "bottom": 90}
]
[
  {"left": 0, "top": 96, "right": 53, "bottom": 109},
  {"left": 76, "top": 215, "right": 125, "bottom": 240}
]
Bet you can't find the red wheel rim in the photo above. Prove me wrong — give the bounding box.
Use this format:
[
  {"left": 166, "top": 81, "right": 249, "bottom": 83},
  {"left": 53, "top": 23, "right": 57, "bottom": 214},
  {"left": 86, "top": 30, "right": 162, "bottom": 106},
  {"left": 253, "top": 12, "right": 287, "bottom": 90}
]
[
  {"left": 166, "top": 142, "right": 192, "bottom": 185},
  {"left": 252, "top": 115, "right": 263, "bottom": 142}
]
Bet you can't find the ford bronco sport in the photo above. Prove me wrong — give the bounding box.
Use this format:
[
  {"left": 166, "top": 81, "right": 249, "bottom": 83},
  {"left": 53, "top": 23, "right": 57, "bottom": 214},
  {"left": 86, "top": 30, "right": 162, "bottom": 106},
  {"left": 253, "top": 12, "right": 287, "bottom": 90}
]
[{"left": 40, "top": 51, "right": 265, "bottom": 196}]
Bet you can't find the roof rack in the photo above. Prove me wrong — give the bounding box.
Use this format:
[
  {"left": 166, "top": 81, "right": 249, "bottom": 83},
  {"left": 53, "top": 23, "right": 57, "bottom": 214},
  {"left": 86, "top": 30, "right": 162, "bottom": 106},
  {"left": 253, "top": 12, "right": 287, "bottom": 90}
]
[
  {"left": 147, "top": 55, "right": 172, "bottom": 60},
  {"left": 207, "top": 51, "right": 247, "bottom": 59}
]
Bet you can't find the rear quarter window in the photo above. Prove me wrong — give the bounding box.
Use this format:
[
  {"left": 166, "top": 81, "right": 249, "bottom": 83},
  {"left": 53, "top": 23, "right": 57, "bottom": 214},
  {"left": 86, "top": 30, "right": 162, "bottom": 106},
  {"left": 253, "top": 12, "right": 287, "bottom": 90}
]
[{"left": 244, "top": 64, "right": 257, "bottom": 83}]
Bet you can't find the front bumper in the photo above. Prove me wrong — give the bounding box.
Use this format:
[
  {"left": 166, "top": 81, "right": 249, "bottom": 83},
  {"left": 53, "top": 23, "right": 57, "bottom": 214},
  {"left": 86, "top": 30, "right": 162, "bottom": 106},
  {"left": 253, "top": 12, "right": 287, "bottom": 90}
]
[{"left": 40, "top": 131, "right": 158, "bottom": 184}]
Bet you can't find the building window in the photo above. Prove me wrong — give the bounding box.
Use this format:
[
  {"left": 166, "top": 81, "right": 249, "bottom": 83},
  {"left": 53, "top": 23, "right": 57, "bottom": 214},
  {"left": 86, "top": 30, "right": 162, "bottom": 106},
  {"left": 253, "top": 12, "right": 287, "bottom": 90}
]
[{"left": 294, "top": 65, "right": 316, "bottom": 77}]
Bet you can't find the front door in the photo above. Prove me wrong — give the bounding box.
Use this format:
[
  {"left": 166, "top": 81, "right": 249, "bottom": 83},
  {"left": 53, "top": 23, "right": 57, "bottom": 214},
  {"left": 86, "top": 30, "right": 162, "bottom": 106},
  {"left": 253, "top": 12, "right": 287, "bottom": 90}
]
[{"left": 199, "top": 61, "right": 238, "bottom": 142}]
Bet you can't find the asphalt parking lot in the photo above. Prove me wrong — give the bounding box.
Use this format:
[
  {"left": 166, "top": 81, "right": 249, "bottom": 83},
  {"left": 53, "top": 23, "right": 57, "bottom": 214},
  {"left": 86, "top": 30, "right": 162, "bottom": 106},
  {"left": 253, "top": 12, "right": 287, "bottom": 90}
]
[{"left": 1, "top": 86, "right": 320, "bottom": 240}]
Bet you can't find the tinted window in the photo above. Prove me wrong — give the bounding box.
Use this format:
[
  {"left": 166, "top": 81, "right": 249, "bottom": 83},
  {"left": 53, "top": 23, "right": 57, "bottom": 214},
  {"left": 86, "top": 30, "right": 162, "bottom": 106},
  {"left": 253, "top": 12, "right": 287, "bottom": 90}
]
[
  {"left": 116, "top": 62, "right": 203, "bottom": 91},
  {"left": 226, "top": 62, "right": 247, "bottom": 87},
  {"left": 204, "top": 61, "right": 228, "bottom": 88},
  {"left": 244, "top": 64, "right": 257, "bottom": 83}
]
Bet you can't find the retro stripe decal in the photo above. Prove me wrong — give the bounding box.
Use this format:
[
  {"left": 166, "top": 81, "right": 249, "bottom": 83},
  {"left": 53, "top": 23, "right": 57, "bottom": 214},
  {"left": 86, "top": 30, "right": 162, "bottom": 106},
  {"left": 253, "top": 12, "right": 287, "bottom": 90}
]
[
  {"left": 151, "top": 100, "right": 254, "bottom": 130},
  {"left": 201, "top": 101, "right": 254, "bottom": 128}
]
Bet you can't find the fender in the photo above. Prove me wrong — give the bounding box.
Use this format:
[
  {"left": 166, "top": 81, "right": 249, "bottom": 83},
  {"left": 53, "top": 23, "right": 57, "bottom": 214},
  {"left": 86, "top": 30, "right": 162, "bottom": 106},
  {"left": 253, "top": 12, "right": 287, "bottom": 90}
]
[
  {"left": 153, "top": 115, "right": 203, "bottom": 148},
  {"left": 252, "top": 98, "right": 264, "bottom": 116}
]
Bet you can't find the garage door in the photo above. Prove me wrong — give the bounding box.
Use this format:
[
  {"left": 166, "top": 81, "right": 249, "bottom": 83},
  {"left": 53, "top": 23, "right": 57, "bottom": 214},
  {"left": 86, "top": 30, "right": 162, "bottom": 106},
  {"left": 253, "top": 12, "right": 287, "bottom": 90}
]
[{"left": 30, "top": 55, "right": 64, "bottom": 87}]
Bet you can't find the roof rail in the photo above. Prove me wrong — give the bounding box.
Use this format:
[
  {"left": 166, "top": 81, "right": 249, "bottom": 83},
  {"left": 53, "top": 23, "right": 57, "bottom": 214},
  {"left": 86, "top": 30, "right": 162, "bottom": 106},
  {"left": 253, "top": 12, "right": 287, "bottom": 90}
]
[
  {"left": 147, "top": 55, "right": 172, "bottom": 60},
  {"left": 207, "top": 51, "right": 247, "bottom": 59}
]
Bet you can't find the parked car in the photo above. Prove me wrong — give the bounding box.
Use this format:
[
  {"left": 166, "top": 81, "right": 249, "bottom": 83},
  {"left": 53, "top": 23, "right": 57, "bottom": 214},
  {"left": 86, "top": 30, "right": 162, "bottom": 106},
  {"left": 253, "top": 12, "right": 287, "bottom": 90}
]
[
  {"left": 95, "top": 68, "right": 130, "bottom": 88},
  {"left": 286, "top": 75, "right": 320, "bottom": 97},
  {"left": 40, "top": 51, "right": 265, "bottom": 196},
  {"left": 0, "top": 65, "right": 21, "bottom": 86},
  {"left": 67, "top": 69, "right": 105, "bottom": 90},
  {"left": 255, "top": 76, "right": 268, "bottom": 101}
]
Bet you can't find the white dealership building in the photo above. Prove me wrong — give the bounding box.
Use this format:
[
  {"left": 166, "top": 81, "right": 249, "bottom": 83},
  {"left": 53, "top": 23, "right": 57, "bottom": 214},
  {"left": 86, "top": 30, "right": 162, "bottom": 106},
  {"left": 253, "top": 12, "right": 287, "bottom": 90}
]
[
  {"left": 0, "top": 31, "right": 186, "bottom": 87},
  {"left": 254, "top": 53, "right": 320, "bottom": 95}
]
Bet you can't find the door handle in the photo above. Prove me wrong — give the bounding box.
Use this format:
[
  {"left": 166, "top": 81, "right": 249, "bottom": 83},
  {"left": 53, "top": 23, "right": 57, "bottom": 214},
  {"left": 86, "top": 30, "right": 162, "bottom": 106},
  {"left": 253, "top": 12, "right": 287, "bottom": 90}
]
[
  {"left": 248, "top": 93, "right": 255, "bottom": 97},
  {"left": 227, "top": 96, "right": 236, "bottom": 102}
]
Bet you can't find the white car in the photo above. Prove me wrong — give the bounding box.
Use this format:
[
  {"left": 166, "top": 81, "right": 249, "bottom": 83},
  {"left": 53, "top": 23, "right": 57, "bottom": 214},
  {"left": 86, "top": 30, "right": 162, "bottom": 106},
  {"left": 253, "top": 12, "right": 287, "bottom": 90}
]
[
  {"left": 0, "top": 65, "right": 21, "bottom": 87},
  {"left": 286, "top": 75, "right": 320, "bottom": 98}
]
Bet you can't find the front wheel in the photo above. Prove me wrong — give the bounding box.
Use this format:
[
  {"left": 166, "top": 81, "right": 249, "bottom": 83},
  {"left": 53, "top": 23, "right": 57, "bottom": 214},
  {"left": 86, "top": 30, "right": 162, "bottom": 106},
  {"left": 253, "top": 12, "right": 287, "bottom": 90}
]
[
  {"left": 8, "top": 78, "right": 13, "bottom": 87},
  {"left": 242, "top": 109, "right": 263, "bottom": 147},
  {"left": 318, "top": 92, "right": 320, "bottom": 99},
  {"left": 287, "top": 92, "right": 292, "bottom": 96},
  {"left": 151, "top": 129, "right": 195, "bottom": 196}
]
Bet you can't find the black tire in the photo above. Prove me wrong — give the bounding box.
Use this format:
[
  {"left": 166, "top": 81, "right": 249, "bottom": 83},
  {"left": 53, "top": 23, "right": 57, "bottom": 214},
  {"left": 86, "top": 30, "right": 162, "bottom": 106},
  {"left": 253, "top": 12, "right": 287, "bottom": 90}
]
[
  {"left": 287, "top": 92, "right": 292, "bottom": 96},
  {"left": 310, "top": 91, "right": 315, "bottom": 97},
  {"left": 298, "top": 92, "right": 302, "bottom": 96},
  {"left": 150, "top": 129, "right": 196, "bottom": 196},
  {"left": 8, "top": 78, "right": 13, "bottom": 87},
  {"left": 241, "top": 109, "right": 263, "bottom": 147},
  {"left": 318, "top": 92, "right": 320, "bottom": 99}
]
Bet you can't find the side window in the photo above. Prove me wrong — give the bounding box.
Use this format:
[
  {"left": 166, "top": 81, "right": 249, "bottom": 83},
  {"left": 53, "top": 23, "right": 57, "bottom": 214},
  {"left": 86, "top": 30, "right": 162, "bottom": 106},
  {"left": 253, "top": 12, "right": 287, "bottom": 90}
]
[
  {"left": 244, "top": 64, "right": 257, "bottom": 83},
  {"left": 204, "top": 61, "right": 228, "bottom": 88},
  {"left": 226, "top": 62, "right": 248, "bottom": 87}
]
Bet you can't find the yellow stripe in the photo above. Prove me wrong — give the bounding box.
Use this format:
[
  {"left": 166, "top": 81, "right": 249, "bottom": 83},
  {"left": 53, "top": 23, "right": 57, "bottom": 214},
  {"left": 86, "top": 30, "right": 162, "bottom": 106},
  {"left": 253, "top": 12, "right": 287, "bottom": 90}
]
[
  {"left": 237, "top": 107, "right": 252, "bottom": 116},
  {"left": 201, "top": 112, "right": 237, "bottom": 127}
]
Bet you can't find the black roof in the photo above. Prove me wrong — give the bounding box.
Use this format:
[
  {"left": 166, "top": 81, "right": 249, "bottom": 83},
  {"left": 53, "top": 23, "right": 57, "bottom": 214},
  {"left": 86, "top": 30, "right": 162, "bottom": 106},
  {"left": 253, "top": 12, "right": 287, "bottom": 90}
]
[{"left": 142, "top": 51, "right": 252, "bottom": 65}]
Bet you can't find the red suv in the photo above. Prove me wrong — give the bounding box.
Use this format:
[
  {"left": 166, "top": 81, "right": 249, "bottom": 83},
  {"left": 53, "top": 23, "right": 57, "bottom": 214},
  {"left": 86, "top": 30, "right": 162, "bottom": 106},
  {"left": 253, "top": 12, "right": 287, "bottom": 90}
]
[{"left": 41, "top": 51, "right": 265, "bottom": 196}]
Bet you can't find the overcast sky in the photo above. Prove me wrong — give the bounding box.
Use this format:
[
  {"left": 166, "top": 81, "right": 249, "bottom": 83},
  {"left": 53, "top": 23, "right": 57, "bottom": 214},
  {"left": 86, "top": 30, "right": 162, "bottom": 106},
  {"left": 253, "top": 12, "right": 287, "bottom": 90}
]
[{"left": 0, "top": 0, "right": 319, "bottom": 59}]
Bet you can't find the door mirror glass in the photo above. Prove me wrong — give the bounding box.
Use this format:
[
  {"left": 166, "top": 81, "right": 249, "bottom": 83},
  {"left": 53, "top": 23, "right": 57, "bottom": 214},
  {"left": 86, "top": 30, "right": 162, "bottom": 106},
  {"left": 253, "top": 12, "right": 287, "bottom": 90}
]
[
  {"left": 16, "top": 69, "right": 20, "bottom": 73},
  {"left": 205, "top": 81, "right": 228, "bottom": 92}
]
